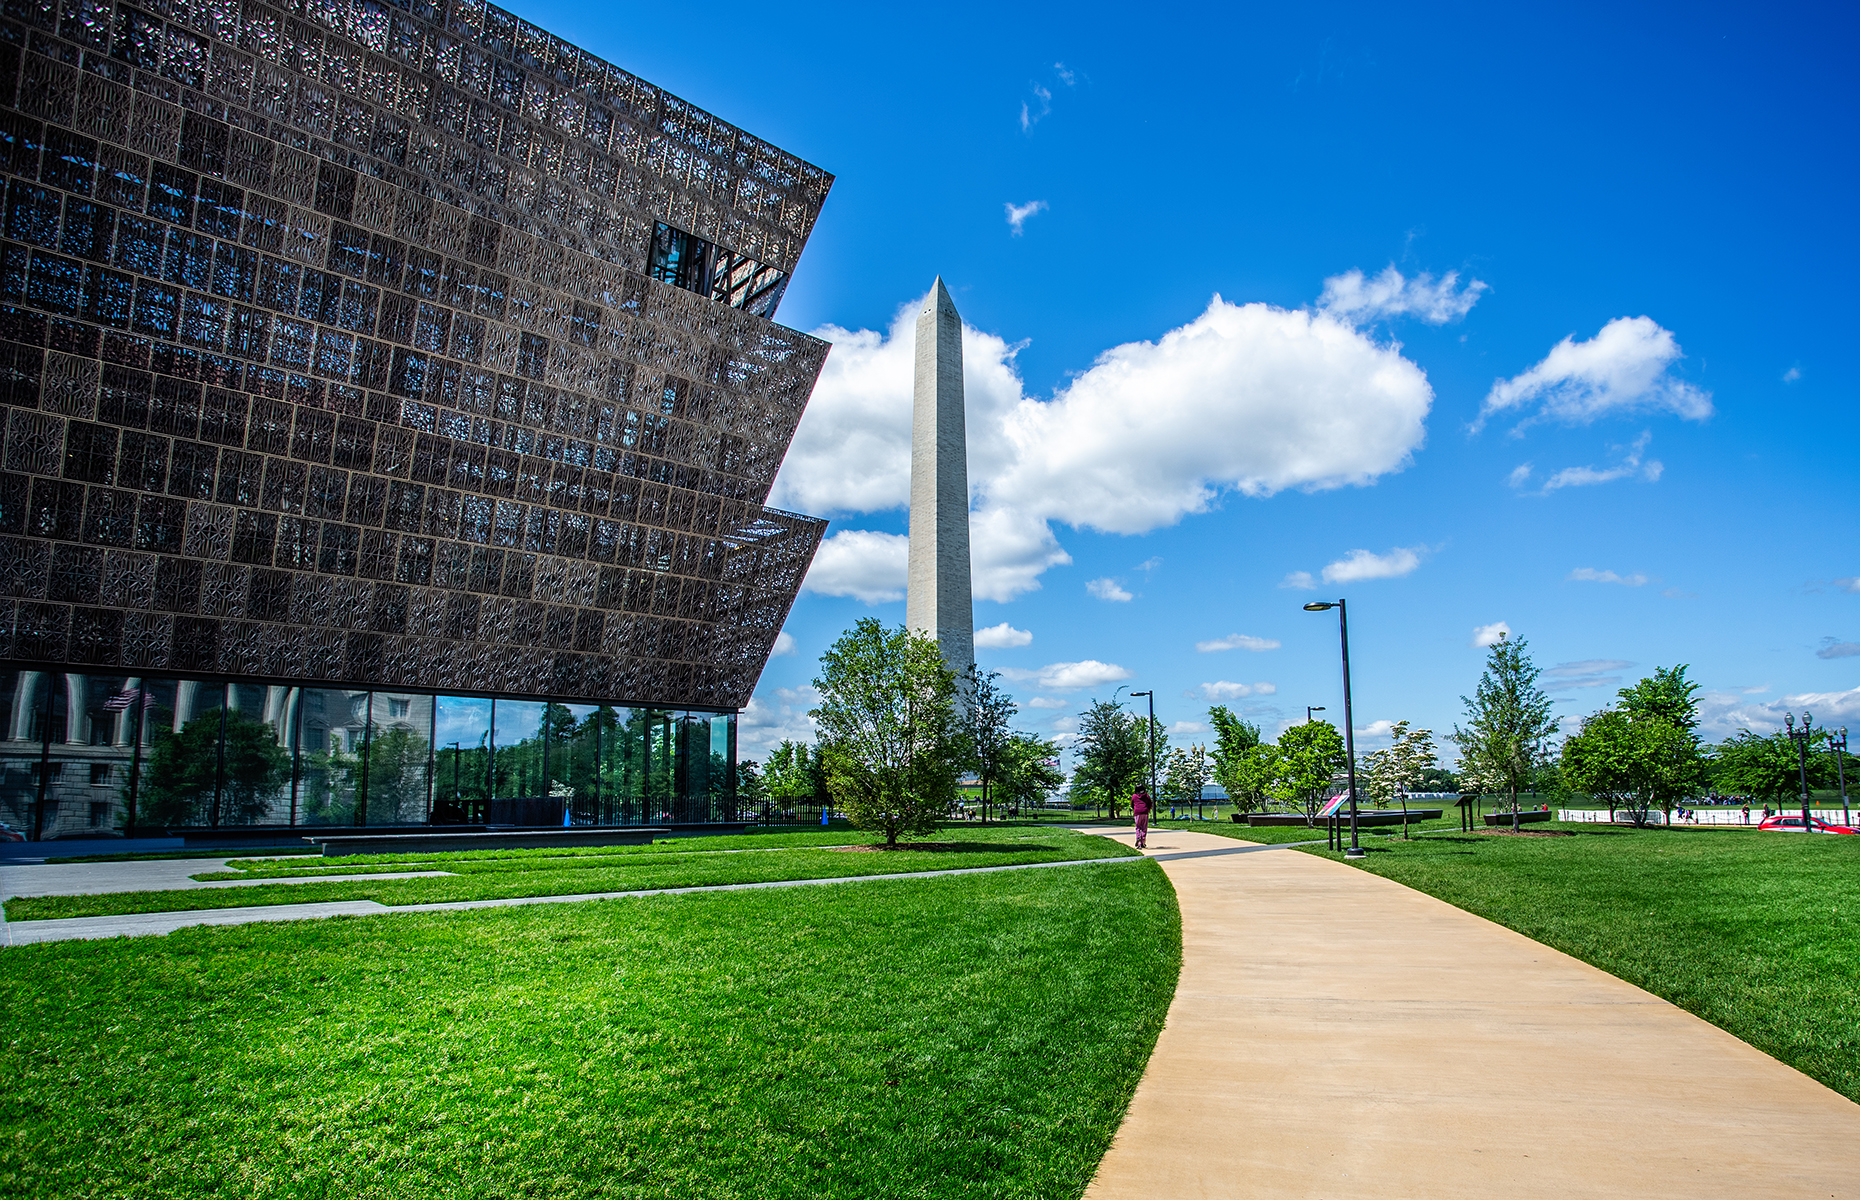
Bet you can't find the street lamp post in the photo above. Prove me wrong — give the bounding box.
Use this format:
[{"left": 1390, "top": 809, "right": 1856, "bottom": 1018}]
[
  {"left": 1785, "top": 712, "right": 1814, "bottom": 830},
  {"left": 1303, "top": 599, "right": 1363, "bottom": 858},
  {"left": 1830, "top": 726, "right": 1851, "bottom": 828},
  {"left": 1131, "top": 690, "right": 1157, "bottom": 810},
  {"left": 1306, "top": 706, "right": 1325, "bottom": 724}
]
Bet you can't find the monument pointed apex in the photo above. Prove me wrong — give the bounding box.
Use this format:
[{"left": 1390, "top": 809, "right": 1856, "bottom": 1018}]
[{"left": 926, "top": 276, "right": 959, "bottom": 317}]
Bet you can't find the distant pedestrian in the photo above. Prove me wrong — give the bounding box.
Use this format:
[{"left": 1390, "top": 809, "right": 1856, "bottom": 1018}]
[
  {"left": 1132, "top": 787, "right": 1152, "bottom": 849},
  {"left": 1742, "top": 805, "right": 1750, "bottom": 824}
]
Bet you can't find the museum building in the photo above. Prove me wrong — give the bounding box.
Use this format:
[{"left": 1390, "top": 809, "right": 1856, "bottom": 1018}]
[{"left": 0, "top": 0, "right": 833, "bottom": 838}]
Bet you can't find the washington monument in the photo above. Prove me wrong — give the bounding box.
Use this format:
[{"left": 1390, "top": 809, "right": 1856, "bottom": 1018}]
[{"left": 906, "top": 278, "right": 975, "bottom": 675}]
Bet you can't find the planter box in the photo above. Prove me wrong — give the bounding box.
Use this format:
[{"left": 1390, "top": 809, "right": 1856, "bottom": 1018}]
[
  {"left": 1248, "top": 810, "right": 1443, "bottom": 828},
  {"left": 1483, "top": 809, "right": 1553, "bottom": 826}
]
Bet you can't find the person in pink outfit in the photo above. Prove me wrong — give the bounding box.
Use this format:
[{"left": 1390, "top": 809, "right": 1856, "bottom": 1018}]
[{"left": 1131, "top": 787, "right": 1152, "bottom": 849}]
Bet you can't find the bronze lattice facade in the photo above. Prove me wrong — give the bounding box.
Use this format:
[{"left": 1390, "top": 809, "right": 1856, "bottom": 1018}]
[{"left": 0, "top": 0, "right": 834, "bottom": 837}]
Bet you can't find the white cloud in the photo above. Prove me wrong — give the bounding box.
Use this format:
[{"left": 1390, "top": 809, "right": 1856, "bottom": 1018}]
[
  {"left": 1784, "top": 366, "right": 1802, "bottom": 383},
  {"left": 1356, "top": 719, "right": 1396, "bottom": 739},
  {"left": 1540, "top": 430, "right": 1663, "bottom": 493},
  {"left": 1020, "top": 83, "right": 1053, "bottom": 132},
  {"left": 1696, "top": 687, "right": 1860, "bottom": 739},
  {"left": 1196, "top": 681, "right": 1277, "bottom": 701},
  {"left": 1321, "top": 546, "right": 1425, "bottom": 584},
  {"left": 771, "top": 289, "right": 1432, "bottom": 600},
  {"left": 801, "top": 529, "right": 909, "bottom": 603},
  {"left": 1317, "top": 265, "right": 1488, "bottom": 326},
  {"left": 1001, "top": 660, "right": 1133, "bottom": 692},
  {"left": 1087, "top": 577, "right": 1134, "bottom": 602},
  {"left": 1836, "top": 578, "right": 1860, "bottom": 594},
  {"left": 1471, "top": 621, "right": 1511, "bottom": 648},
  {"left": 1817, "top": 638, "right": 1860, "bottom": 660},
  {"left": 1054, "top": 62, "right": 1075, "bottom": 85},
  {"left": 974, "top": 622, "right": 1033, "bottom": 649},
  {"left": 1546, "top": 658, "right": 1634, "bottom": 679},
  {"left": 1543, "top": 659, "right": 1632, "bottom": 694},
  {"left": 1568, "top": 567, "right": 1650, "bottom": 587},
  {"left": 737, "top": 686, "right": 820, "bottom": 759},
  {"left": 1478, "top": 316, "right": 1712, "bottom": 431},
  {"left": 1279, "top": 571, "right": 1317, "bottom": 590},
  {"left": 1507, "top": 463, "right": 1532, "bottom": 488},
  {"left": 770, "top": 631, "right": 797, "bottom": 657},
  {"left": 1170, "top": 720, "right": 1209, "bottom": 735},
  {"left": 1005, "top": 200, "right": 1048, "bottom": 235},
  {"left": 1196, "top": 633, "right": 1281, "bottom": 653},
  {"left": 1026, "top": 696, "right": 1069, "bottom": 709},
  {"left": 1136, "top": 556, "right": 1163, "bottom": 573}
]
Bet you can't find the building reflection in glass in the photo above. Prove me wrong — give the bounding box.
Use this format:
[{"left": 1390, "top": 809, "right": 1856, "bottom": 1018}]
[{"left": 0, "top": 667, "right": 736, "bottom": 840}]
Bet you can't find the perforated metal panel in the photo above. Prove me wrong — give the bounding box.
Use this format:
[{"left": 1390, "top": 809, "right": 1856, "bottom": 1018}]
[{"left": 0, "top": 0, "right": 831, "bottom": 709}]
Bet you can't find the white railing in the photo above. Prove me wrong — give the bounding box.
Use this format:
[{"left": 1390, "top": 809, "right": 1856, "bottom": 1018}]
[{"left": 1558, "top": 808, "right": 1853, "bottom": 826}]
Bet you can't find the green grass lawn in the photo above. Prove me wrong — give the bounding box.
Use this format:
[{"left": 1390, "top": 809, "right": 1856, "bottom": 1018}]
[
  {"left": 5, "top": 827, "right": 1133, "bottom": 922},
  {"left": 1308, "top": 824, "right": 1860, "bottom": 1101},
  {"left": 0, "top": 861, "right": 1179, "bottom": 1200}
]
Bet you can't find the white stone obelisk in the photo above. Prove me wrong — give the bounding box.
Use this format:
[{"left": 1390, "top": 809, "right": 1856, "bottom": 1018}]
[{"left": 905, "top": 278, "right": 974, "bottom": 676}]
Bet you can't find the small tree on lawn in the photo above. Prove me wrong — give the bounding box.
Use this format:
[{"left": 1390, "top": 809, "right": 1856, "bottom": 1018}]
[
  {"left": 1071, "top": 699, "right": 1148, "bottom": 819},
  {"left": 1163, "top": 743, "right": 1213, "bottom": 812},
  {"left": 959, "top": 664, "right": 1017, "bottom": 823},
  {"left": 1271, "top": 720, "right": 1347, "bottom": 824},
  {"left": 811, "top": 619, "right": 965, "bottom": 848},
  {"left": 997, "top": 732, "right": 1066, "bottom": 813},
  {"left": 1712, "top": 725, "right": 1831, "bottom": 808},
  {"left": 1208, "top": 706, "right": 1275, "bottom": 813},
  {"left": 1452, "top": 633, "right": 1558, "bottom": 832}
]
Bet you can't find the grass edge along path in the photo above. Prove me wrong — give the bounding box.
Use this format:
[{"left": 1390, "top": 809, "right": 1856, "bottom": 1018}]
[
  {"left": 1304, "top": 825, "right": 1860, "bottom": 1103},
  {"left": 0, "top": 860, "right": 1181, "bottom": 1200},
  {"left": 5, "top": 829, "right": 1132, "bottom": 922}
]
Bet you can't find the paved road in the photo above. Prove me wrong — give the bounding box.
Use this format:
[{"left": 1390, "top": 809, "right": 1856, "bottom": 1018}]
[{"left": 1081, "top": 829, "right": 1860, "bottom": 1199}]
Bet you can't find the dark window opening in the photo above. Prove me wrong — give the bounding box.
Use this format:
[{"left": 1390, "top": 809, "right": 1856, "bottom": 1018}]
[{"left": 647, "top": 222, "right": 788, "bottom": 318}]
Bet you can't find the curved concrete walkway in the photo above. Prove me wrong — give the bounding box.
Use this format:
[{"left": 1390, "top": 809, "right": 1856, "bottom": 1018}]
[{"left": 1084, "top": 829, "right": 1860, "bottom": 1199}]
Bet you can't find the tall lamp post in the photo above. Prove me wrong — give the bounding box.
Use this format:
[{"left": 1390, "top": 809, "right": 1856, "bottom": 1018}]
[
  {"left": 1306, "top": 706, "right": 1326, "bottom": 724},
  {"left": 1131, "top": 690, "right": 1157, "bottom": 808},
  {"left": 1785, "top": 712, "right": 1814, "bottom": 830},
  {"left": 1830, "top": 726, "right": 1850, "bottom": 828},
  {"left": 1303, "top": 599, "right": 1363, "bottom": 859}
]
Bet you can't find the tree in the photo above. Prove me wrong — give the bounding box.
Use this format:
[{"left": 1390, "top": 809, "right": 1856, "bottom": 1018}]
[
  {"left": 1363, "top": 721, "right": 1438, "bottom": 834},
  {"left": 1712, "top": 726, "right": 1831, "bottom": 806},
  {"left": 959, "top": 665, "right": 1017, "bottom": 823},
  {"left": 1270, "top": 720, "right": 1347, "bottom": 823},
  {"left": 764, "top": 740, "right": 818, "bottom": 814},
  {"left": 1561, "top": 707, "right": 1702, "bottom": 825},
  {"left": 1618, "top": 665, "right": 1701, "bottom": 731},
  {"left": 1163, "top": 743, "right": 1213, "bottom": 808},
  {"left": 810, "top": 619, "right": 965, "bottom": 847},
  {"left": 996, "top": 732, "right": 1066, "bottom": 812},
  {"left": 139, "top": 710, "right": 290, "bottom": 828},
  {"left": 1207, "top": 706, "right": 1275, "bottom": 813},
  {"left": 362, "top": 726, "right": 431, "bottom": 824},
  {"left": 1451, "top": 633, "right": 1559, "bottom": 829},
  {"left": 1071, "top": 699, "right": 1147, "bottom": 818},
  {"left": 737, "top": 759, "right": 767, "bottom": 821}
]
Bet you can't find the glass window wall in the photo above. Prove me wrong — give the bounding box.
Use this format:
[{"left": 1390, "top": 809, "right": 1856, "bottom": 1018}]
[{"left": 0, "top": 671, "right": 736, "bottom": 839}]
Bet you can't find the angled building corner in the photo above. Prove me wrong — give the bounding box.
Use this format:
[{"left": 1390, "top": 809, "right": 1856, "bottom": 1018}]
[{"left": 0, "top": 0, "right": 833, "bottom": 838}]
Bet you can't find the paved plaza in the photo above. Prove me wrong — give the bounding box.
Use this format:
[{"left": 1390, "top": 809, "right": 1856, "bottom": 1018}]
[{"left": 1083, "top": 829, "right": 1860, "bottom": 1199}]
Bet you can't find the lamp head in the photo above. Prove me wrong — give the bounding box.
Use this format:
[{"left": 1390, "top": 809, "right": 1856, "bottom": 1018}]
[{"left": 1303, "top": 602, "right": 1335, "bottom": 612}]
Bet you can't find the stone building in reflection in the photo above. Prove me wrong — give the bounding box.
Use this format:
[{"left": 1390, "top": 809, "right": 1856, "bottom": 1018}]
[{"left": 0, "top": 0, "right": 831, "bottom": 838}]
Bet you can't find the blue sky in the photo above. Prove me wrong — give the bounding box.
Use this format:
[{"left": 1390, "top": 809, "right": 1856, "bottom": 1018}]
[{"left": 520, "top": 0, "right": 1857, "bottom": 765}]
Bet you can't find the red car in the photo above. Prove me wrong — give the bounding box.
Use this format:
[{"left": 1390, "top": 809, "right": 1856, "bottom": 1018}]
[{"left": 1758, "top": 815, "right": 1859, "bottom": 835}]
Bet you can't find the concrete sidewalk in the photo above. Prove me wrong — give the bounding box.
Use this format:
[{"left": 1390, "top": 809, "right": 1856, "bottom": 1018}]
[
  {"left": 3, "top": 853, "right": 1143, "bottom": 946},
  {"left": 1084, "top": 829, "right": 1860, "bottom": 1199}
]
